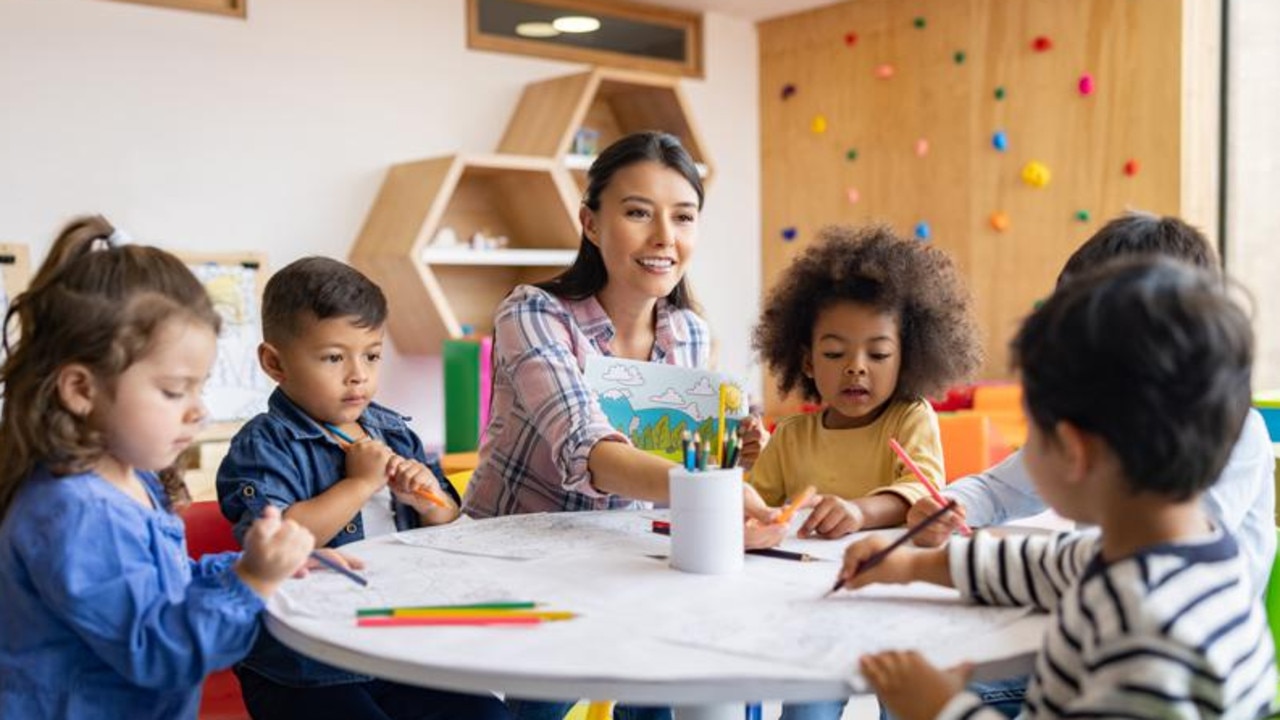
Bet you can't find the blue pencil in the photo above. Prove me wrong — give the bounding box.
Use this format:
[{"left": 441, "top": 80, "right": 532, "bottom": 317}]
[
  {"left": 310, "top": 550, "right": 369, "bottom": 587},
  {"left": 246, "top": 493, "right": 369, "bottom": 587},
  {"left": 324, "top": 423, "right": 357, "bottom": 444}
]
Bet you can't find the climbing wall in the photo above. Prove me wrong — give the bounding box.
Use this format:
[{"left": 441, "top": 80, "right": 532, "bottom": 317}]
[{"left": 759, "top": 0, "right": 1219, "bottom": 415}]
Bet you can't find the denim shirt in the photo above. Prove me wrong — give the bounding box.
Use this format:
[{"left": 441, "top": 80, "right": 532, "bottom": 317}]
[
  {"left": 0, "top": 468, "right": 263, "bottom": 720},
  {"left": 216, "top": 388, "right": 459, "bottom": 686}
]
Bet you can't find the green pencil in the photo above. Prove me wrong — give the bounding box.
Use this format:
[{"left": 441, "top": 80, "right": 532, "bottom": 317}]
[{"left": 357, "top": 601, "right": 537, "bottom": 617}]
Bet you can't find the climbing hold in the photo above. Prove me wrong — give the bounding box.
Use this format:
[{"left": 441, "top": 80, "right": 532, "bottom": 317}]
[
  {"left": 1021, "top": 161, "right": 1051, "bottom": 188},
  {"left": 781, "top": 83, "right": 797, "bottom": 100},
  {"left": 994, "top": 86, "right": 1006, "bottom": 101},
  {"left": 913, "top": 16, "right": 926, "bottom": 29},
  {"left": 811, "top": 114, "right": 828, "bottom": 134},
  {"left": 989, "top": 212, "right": 1011, "bottom": 231},
  {"left": 846, "top": 187, "right": 860, "bottom": 204},
  {"left": 1075, "top": 209, "right": 1092, "bottom": 222},
  {"left": 781, "top": 227, "right": 798, "bottom": 242},
  {"left": 954, "top": 50, "right": 966, "bottom": 64},
  {"left": 915, "top": 138, "right": 929, "bottom": 157},
  {"left": 1123, "top": 159, "right": 1140, "bottom": 176},
  {"left": 1078, "top": 73, "right": 1095, "bottom": 96},
  {"left": 844, "top": 31, "right": 858, "bottom": 47},
  {"left": 992, "top": 130, "right": 1009, "bottom": 152},
  {"left": 914, "top": 222, "right": 931, "bottom": 240},
  {"left": 1032, "top": 35, "right": 1053, "bottom": 52},
  {"left": 845, "top": 148, "right": 858, "bottom": 161},
  {"left": 875, "top": 64, "right": 895, "bottom": 79}
]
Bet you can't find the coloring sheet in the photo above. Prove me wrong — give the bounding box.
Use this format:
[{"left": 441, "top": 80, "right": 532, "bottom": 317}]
[
  {"left": 584, "top": 356, "right": 749, "bottom": 462},
  {"left": 395, "top": 512, "right": 668, "bottom": 560}
]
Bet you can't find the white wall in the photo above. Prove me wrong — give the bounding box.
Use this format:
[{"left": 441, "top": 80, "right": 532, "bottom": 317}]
[
  {"left": 1225, "top": 0, "right": 1280, "bottom": 392},
  {"left": 0, "top": 0, "right": 761, "bottom": 446}
]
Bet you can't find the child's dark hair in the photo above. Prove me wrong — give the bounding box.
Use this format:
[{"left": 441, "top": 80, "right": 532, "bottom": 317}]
[
  {"left": 754, "top": 225, "right": 982, "bottom": 403},
  {"left": 1057, "top": 211, "right": 1217, "bottom": 286},
  {"left": 1013, "top": 257, "right": 1252, "bottom": 501},
  {"left": 0, "top": 215, "right": 222, "bottom": 519},
  {"left": 535, "top": 131, "right": 703, "bottom": 313},
  {"left": 261, "top": 257, "right": 387, "bottom": 345}
]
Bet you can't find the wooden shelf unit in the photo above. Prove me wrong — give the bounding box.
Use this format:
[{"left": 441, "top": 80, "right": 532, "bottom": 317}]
[
  {"left": 350, "top": 154, "right": 580, "bottom": 354},
  {"left": 499, "top": 67, "right": 713, "bottom": 186},
  {"left": 351, "top": 67, "right": 711, "bottom": 356}
]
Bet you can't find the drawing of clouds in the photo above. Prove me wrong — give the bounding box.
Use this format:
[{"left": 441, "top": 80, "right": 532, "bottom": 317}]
[
  {"left": 600, "top": 388, "right": 632, "bottom": 400},
  {"left": 650, "top": 387, "right": 686, "bottom": 406},
  {"left": 686, "top": 376, "right": 716, "bottom": 396},
  {"left": 602, "top": 364, "right": 644, "bottom": 386},
  {"left": 685, "top": 402, "right": 702, "bottom": 422}
]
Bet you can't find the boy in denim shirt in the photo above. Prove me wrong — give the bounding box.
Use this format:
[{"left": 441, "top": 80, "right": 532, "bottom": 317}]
[{"left": 217, "top": 257, "right": 508, "bottom": 720}]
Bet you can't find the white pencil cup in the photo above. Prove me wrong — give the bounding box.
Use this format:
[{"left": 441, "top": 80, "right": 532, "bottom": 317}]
[{"left": 668, "top": 466, "right": 744, "bottom": 575}]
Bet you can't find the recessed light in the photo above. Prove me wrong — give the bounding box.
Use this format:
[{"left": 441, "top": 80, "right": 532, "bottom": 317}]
[
  {"left": 515, "top": 21, "right": 560, "bottom": 38},
  {"left": 552, "top": 15, "right": 601, "bottom": 33}
]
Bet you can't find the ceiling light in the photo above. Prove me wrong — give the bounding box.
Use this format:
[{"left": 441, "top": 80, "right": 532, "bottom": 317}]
[
  {"left": 515, "top": 21, "right": 560, "bottom": 38},
  {"left": 552, "top": 15, "right": 601, "bottom": 33}
]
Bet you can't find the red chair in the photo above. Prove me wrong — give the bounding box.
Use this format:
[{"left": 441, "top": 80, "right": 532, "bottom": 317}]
[{"left": 181, "top": 501, "right": 251, "bottom": 720}]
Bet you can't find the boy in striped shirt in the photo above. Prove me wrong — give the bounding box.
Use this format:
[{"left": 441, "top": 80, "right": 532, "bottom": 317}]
[{"left": 837, "top": 257, "right": 1277, "bottom": 719}]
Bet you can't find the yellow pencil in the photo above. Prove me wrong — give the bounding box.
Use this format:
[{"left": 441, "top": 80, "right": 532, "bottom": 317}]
[{"left": 717, "top": 383, "right": 728, "bottom": 467}]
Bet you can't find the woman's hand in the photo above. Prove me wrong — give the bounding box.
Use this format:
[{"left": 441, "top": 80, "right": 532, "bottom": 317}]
[{"left": 735, "top": 415, "right": 769, "bottom": 471}]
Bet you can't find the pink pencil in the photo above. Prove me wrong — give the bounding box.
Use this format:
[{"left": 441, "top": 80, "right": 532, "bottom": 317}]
[
  {"left": 357, "top": 616, "right": 542, "bottom": 628},
  {"left": 888, "top": 438, "right": 971, "bottom": 537}
]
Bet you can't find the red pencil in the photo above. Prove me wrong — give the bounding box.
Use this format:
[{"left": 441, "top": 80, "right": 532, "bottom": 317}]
[{"left": 888, "top": 438, "right": 971, "bottom": 537}]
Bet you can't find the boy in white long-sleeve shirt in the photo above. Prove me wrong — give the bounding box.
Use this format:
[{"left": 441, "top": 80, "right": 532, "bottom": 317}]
[
  {"left": 909, "top": 213, "right": 1275, "bottom": 596},
  {"left": 838, "top": 258, "right": 1277, "bottom": 720}
]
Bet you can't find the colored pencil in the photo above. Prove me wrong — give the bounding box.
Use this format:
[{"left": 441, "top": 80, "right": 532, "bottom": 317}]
[
  {"left": 325, "top": 423, "right": 447, "bottom": 508},
  {"left": 310, "top": 550, "right": 369, "bottom": 587},
  {"left": 358, "top": 616, "right": 542, "bottom": 628},
  {"left": 645, "top": 520, "right": 814, "bottom": 561},
  {"left": 650, "top": 521, "right": 815, "bottom": 562},
  {"left": 682, "top": 430, "right": 695, "bottom": 471},
  {"left": 826, "top": 500, "right": 958, "bottom": 596},
  {"left": 717, "top": 384, "right": 728, "bottom": 467},
  {"left": 358, "top": 602, "right": 536, "bottom": 617},
  {"left": 774, "top": 485, "right": 817, "bottom": 526},
  {"left": 888, "top": 438, "right": 972, "bottom": 537},
  {"left": 391, "top": 610, "right": 576, "bottom": 621}
]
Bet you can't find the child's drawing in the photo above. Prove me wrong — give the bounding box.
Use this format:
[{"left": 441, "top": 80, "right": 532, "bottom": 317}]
[
  {"left": 585, "top": 357, "right": 748, "bottom": 462},
  {"left": 187, "top": 262, "right": 272, "bottom": 424}
]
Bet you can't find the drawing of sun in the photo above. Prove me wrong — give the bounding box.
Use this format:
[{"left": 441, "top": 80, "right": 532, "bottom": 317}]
[{"left": 722, "top": 384, "right": 745, "bottom": 414}]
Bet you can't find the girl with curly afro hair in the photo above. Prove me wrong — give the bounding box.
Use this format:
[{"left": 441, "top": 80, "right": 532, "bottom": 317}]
[
  {"left": 749, "top": 225, "right": 982, "bottom": 538},
  {"left": 752, "top": 225, "right": 981, "bottom": 720}
]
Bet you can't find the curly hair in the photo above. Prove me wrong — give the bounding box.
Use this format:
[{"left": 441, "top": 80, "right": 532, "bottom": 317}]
[{"left": 754, "top": 225, "right": 982, "bottom": 403}]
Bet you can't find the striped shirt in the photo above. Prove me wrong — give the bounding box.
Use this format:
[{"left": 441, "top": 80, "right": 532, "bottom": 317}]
[
  {"left": 462, "top": 284, "right": 711, "bottom": 518},
  {"left": 939, "top": 530, "right": 1276, "bottom": 719}
]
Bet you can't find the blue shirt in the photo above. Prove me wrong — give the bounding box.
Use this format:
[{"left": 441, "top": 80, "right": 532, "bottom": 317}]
[
  {"left": 217, "top": 387, "right": 459, "bottom": 686},
  {"left": 0, "top": 468, "right": 263, "bottom": 720},
  {"left": 944, "top": 408, "right": 1277, "bottom": 595}
]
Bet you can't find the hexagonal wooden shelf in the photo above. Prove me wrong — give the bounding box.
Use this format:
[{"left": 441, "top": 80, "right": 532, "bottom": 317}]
[
  {"left": 350, "top": 153, "right": 580, "bottom": 354},
  {"left": 499, "top": 67, "right": 713, "bottom": 188}
]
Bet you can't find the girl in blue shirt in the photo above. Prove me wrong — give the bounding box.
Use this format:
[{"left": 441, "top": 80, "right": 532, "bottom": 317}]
[{"left": 0, "top": 216, "right": 316, "bottom": 720}]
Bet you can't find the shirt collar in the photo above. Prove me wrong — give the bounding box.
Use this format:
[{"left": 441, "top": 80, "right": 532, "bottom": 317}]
[
  {"left": 567, "top": 294, "right": 690, "bottom": 357},
  {"left": 267, "top": 387, "right": 408, "bottom": 441}
]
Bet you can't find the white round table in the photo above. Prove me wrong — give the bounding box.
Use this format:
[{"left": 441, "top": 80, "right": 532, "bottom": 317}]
[{"left": 266, "top": 511, "right": 1044, "bottom": 720}]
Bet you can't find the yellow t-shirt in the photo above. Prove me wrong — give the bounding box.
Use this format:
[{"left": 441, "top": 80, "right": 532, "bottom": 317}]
[{"left": 748, "top": 398, "right": 944, "bottom": 507}]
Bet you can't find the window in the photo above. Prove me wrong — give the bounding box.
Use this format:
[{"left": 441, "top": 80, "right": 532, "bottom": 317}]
[{"left": 467, "top": 0, "right": 703, "bottom": 78}]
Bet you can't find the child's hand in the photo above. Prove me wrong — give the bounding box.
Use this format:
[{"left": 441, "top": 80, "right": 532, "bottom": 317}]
[
  {"left": 736, "top": 415, "right": 769, "bottom": 470},
  {"left": 907, "top": 496, "right": 967, "bottom": 547},
  {"left": 836, "top": 535, "right": 920, "bottom": 589},
  {"left": 798, "top": 495, "right": 864, "bottom": 539},
  {"left": 860, "top": 650, "right": 973, "bottom": 720},
  {"left": 386, "top": 456, "right": 460, "bottom": 523},
  {"left": 235, "top": 506, "right": 315, "bottom": 599},
  {"left": 298, "top": 548, "right": 365, "bottom": 578},
  {"left": 344, "top": 438, "right": 395, "bottom": 489},
  {"left": 744, "top": 517, "right": 789, "bottom": 549}
]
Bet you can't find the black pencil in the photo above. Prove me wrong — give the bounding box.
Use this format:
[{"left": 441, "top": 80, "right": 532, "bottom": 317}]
[{"left": 825, "top": 499, "right": 958, "bottom": 596}]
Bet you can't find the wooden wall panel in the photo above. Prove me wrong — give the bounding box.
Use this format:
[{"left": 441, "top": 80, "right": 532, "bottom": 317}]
[{"left": 759, "top": 0, "right": 1215, "bottom": 415}]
